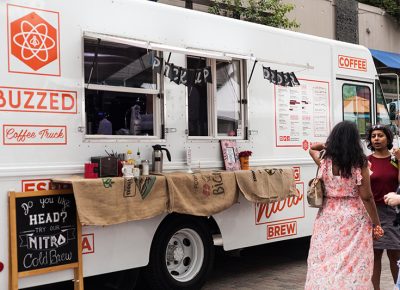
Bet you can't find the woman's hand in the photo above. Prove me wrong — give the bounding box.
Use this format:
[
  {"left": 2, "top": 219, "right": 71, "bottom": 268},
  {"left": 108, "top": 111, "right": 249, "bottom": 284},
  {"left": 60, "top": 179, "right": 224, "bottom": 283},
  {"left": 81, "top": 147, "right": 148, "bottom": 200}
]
[
  {"left": 373, "top": 224, "right": 384, "bottom": 240},
  {"left": 384, "top": 192, "right": 400, "bottom": 207},
  {"left": 393, "top": 148, "right": 400, "bottom": 160}
]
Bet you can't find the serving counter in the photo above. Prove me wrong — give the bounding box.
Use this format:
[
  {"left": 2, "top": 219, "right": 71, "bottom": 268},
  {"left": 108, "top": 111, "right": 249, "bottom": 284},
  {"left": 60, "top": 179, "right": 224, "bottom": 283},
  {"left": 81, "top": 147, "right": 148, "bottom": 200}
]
[{"left": 53, "top": 168, "right": 297, "bottom": 226}]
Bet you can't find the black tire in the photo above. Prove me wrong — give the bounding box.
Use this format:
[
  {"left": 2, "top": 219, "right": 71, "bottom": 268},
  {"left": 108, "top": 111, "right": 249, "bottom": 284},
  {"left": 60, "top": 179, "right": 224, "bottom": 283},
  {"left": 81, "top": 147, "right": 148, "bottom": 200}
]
[{"left": 144, "top": 215, "right": 215, "bottom": 290}]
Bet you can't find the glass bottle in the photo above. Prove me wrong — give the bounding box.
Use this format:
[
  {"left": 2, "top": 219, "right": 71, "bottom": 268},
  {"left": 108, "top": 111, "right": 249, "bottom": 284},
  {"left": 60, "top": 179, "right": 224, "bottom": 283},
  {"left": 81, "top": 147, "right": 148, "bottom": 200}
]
[{"left": 126, "top": 149, "right": 134, "bottom": 165}]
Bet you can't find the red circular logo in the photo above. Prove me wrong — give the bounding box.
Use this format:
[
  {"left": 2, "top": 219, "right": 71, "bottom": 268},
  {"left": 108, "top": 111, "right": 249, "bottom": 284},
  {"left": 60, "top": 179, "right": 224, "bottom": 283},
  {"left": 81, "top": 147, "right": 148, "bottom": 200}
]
[{"left": 302, "top": 140, "right": 309, "bottom": 151}]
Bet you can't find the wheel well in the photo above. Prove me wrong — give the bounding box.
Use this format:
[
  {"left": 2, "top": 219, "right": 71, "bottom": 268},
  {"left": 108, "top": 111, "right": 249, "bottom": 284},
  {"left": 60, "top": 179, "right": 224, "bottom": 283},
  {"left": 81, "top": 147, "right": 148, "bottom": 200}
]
[{"left": 154, "top": 213, "right": 221, "bottom": 243}]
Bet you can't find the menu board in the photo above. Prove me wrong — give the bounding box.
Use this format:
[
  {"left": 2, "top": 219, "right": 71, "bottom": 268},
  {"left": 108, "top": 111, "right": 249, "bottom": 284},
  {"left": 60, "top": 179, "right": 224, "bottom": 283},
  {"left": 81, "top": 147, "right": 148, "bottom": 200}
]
[
  {"left": 9, "top": 190, "right": 83, "bottom": 290},
  {"left": 15, "top": 193, "right": 77, "bottom": 272},
  {"left": 275, "top": 79, "right": 330, "bottom": 147}
]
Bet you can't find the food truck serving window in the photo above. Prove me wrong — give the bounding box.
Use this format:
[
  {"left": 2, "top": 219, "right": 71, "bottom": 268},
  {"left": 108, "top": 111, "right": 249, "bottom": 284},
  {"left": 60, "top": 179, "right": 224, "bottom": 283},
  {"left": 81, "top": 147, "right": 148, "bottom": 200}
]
[
  {"left": 83, "top": 36, "right": 162, "bottom": 137},
  {"left": 187, "top": 56, "right": 246, "bottom": 139}
]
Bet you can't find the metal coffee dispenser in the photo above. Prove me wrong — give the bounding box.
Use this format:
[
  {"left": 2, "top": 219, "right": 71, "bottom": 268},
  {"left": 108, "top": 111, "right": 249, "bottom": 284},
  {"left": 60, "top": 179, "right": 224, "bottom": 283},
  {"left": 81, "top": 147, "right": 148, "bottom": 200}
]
[{"left": 152, "top": 144, "right": 171, "bottom": 173}]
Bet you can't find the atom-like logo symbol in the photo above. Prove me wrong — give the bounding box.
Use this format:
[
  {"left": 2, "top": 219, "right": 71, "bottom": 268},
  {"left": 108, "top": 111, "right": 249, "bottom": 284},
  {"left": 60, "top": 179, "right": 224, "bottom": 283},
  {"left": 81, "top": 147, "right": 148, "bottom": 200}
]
[
  {"left": 13, "top": 20, "right": 56, "bottom": 62},
  {"left": 10, "top": 11, "right": 58, "bottom": 71}
]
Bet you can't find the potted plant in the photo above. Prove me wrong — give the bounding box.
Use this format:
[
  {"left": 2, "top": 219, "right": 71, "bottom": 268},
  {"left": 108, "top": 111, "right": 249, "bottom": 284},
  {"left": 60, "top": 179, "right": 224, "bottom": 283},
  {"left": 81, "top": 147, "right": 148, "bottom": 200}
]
[{"left": 239, "top": 150, "right": 252, "bottom": 170}]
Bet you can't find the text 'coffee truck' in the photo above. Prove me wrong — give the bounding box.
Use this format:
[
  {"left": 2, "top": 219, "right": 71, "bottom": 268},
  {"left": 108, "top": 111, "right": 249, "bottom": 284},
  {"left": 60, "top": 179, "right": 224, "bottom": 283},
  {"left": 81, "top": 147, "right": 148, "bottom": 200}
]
[{"left": 0, "top": 0, "right": 391, "bottom": 289}]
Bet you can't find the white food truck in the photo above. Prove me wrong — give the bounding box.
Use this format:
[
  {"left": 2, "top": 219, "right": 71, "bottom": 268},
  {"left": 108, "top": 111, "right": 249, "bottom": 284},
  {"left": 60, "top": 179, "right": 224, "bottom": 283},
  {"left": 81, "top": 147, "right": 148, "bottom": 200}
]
[{"left": 0, "top": 0, "right": 391, "bottom": 289}]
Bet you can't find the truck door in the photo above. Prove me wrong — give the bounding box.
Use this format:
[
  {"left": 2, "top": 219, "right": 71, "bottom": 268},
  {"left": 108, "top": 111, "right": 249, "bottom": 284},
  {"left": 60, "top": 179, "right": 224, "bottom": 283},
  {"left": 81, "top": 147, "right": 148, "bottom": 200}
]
[{"left": 335, "top": 79, "right": 375, "bottom": 135}]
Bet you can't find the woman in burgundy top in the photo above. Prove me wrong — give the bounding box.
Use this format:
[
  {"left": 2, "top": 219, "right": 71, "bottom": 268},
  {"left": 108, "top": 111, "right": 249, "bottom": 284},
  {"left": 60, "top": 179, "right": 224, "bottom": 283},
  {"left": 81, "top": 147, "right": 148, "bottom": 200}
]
[{"left": 367, "top": 124, "right": 400, "bottom": 289}]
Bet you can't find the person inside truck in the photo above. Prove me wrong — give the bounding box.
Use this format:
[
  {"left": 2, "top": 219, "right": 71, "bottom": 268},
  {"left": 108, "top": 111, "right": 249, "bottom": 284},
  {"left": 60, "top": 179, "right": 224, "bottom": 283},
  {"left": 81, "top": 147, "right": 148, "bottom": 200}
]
[
  {"left": 97, "top": 112, "right": 112, "bottom": 135},
  {"left": 366, "top": 124, "right": 400, "bottom": 289},
  {"left": 305, "top": 121, "right": 382, "bottom": 289}
]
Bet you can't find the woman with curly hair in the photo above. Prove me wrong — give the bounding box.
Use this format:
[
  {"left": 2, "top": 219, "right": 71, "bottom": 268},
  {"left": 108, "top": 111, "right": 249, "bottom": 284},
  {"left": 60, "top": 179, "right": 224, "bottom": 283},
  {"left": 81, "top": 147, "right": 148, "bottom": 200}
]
[
  {"left": 305, "top": 121, "right": 383, "bottom": 289},
  {"left": 366, "top": 124, "right": 400, "bottom": 289}
]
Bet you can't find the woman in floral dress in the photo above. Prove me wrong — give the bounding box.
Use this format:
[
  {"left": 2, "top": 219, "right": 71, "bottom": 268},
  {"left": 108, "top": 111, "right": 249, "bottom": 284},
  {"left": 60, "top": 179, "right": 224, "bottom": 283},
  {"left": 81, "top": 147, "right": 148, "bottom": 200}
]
[{"left": 305, "top": 121, "right": 383, "bottom": 290}]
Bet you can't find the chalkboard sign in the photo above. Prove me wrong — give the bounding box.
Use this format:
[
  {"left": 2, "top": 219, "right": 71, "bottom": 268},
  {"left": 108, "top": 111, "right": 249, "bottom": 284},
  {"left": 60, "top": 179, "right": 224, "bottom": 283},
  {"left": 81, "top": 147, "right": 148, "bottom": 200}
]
[
  {"left": 15, "top": 193, "right": 77, "bottom": 272},
  {"left": 9, "top": 189, "right": 83, "bottom": 290}
]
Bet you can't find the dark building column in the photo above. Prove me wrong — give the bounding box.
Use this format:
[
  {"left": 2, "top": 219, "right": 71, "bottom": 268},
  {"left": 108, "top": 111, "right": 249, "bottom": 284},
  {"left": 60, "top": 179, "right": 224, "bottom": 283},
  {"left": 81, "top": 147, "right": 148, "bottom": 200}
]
[
  {"left": 185, "top": 0, "right": 193, "bottom": 9},
  {"left": 335, "top": 0, "right": 359, "bottom": 44}
]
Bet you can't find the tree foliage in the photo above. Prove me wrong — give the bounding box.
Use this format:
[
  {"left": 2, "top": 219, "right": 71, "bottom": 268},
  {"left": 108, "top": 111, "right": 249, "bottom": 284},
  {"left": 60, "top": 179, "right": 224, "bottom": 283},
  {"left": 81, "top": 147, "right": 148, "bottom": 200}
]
[
  {"left": 358, "top": 0, "right": 400, "bottom": 22},
  {"left": 208, "top": 0, "right": 299, "bottom": 29}
]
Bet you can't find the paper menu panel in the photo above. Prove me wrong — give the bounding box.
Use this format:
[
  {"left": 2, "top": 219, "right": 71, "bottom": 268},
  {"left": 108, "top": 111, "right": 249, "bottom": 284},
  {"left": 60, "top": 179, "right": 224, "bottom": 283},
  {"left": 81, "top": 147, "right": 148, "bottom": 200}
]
[{"left": 275, "top": 79, "right": 330, "bottom": 147}]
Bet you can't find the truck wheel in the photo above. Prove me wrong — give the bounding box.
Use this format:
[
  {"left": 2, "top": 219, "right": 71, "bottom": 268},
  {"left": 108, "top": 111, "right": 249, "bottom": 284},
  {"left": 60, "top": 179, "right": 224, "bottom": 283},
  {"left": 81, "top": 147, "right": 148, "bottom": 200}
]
[{"left": 144, "top": 216, "right": 215, "bottom": 290}]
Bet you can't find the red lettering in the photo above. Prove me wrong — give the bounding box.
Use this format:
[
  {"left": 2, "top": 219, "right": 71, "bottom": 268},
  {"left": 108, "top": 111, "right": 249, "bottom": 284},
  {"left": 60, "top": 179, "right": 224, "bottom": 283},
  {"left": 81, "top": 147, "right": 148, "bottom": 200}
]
[
  {"left": 267, "top": 222, "right": 297, "bottom": 239},
  {"left": 6, "top": 128, "right": 36, "bottom": 142},
  {"left": 37, "top": 92, "right": 47, "bottom": 110},
  {"left": 9, "top": 90, "right": 21, "bottom": 109},
  {"left": 256, "top": 203, "right": 267, "bottom": 223},
  {"left": 287, "top": 222, "right": 296, "bottom": 234},
  {"left": 256, "top": 192, "right": 304, "bottom": 223},
  {"left": 82, "top": 237, "right": 92, "bottom": 252},
  {"left": 274, "top": 226, "right": 281, "bottom": 236},
  {"left": 24, "top": 91, "right": 35, "bottom": 109},
  {"left": 38, "top": 129, "right": 64, "bottom": 139},
  {"left": 268, "top": 226, "right": 274, "bottom": 238},
  {"left": 281, "top": 225, "right": 287, "bottom": 235},
  {"left": 0, "top": 88, "right": 77, "bottom": 113},
  {"left": 23, "top": 183, "right": 36, "bottom": 192},
  {"left": 37, "top": 182, "right": 48, "bottom": 191},
  {"left": 338, "top": 55, "right": 367, "bottom": 71},
  {"left": 0, "top": 90, "right": 5, "bottom": 107},
  {"left": 49, "top": 93, "right": 59, "bottom": 110},
  {"left": 62, "top": 93, "right": 75, "bottom": 111},
  {"left": 293, "top": 167, "right": 300, "bottom": 181}
]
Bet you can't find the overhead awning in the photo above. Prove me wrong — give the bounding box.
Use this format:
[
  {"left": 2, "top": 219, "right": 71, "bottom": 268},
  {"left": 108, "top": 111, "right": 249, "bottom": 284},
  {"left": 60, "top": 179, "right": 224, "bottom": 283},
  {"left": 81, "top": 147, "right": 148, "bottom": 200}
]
[{"left": 370, "top": 49, "right": 400, "bottom": 70}]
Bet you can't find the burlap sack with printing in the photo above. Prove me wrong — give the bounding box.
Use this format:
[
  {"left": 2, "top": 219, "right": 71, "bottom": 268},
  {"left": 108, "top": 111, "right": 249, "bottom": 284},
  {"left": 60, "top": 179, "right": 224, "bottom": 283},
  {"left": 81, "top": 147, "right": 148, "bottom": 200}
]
[
  {"left": 70, "top": 176, "right": 168, "bottom": 225},
  {"left": 166, "top": 171, "right": 238, "bottom": 216},
  {"left": 235, "top": 168, "right": 297, "bottom": 203}
]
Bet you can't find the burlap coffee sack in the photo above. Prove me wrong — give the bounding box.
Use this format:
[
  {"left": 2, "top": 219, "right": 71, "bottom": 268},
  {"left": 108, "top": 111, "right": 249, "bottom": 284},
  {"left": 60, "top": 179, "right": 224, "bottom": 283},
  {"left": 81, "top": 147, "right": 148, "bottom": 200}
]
[
  {"left": 165, "top": 171, "right": 238, "bottom": 216},
  {"left": 69, "top": 176, "right": 168, "bottom": 225},
  {"left": 235, "top": 168, "right": 297, "bottom": 203}
]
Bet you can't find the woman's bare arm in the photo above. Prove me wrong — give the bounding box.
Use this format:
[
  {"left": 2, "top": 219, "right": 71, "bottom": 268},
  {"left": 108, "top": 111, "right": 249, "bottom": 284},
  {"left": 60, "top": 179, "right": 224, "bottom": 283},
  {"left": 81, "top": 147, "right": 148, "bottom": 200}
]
[
  {"left": 358, "top": 165, "right": 381, "bottom": 226},
  {"left": 309, "top": 142, "right": 325, "bottom": 166}
]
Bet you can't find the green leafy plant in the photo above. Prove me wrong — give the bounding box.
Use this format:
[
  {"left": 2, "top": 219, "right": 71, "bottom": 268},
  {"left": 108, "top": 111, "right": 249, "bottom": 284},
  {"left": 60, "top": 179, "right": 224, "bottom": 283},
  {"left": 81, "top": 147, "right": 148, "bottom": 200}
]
[{"left": 208, "top": 0, "right": 299, "bottom": 29}]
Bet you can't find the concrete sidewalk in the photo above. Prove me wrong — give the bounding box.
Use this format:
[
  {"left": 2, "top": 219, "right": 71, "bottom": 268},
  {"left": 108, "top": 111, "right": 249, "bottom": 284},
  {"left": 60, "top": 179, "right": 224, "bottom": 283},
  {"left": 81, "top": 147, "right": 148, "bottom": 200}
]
[{"left": 203, "top": 237, "right": 396, "bottom": 290}]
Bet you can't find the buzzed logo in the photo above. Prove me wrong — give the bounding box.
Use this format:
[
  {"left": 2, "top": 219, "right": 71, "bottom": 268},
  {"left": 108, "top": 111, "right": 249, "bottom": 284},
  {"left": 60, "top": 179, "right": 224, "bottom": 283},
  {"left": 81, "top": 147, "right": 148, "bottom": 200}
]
[{"left": 8, "top": 5, "right": 60, "bottom": 76}]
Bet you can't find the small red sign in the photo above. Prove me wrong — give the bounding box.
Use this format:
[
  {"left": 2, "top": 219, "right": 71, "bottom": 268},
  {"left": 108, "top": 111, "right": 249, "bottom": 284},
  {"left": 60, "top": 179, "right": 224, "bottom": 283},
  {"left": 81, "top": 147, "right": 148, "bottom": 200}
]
[
  {"left": 293, "top": 167, "right": 300, "bottom": 181},
  {"left": 338, "top": 55, "right": 367, "bottom": 72},
  {"left": 267, "top": 221, "right": 297, "bottom": 240},
  {"left": 82, "top": 234, "right": 95, "bottom": 254},
  {"left": 22, "top": 179, "right": 51, "bottom": 192},
  {"left": 3, "top": 124, "right": 67, "bottom": 145},
  {"left": 22, "top": 179, "right": 71, "bottom": 191}
]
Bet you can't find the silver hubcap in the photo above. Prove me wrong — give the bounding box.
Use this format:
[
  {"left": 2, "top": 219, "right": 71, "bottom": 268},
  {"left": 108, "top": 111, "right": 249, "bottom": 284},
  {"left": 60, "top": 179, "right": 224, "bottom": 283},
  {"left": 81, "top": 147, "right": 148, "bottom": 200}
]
[{"left": 165, "top": 228, "right": 204, "bottom": 282}]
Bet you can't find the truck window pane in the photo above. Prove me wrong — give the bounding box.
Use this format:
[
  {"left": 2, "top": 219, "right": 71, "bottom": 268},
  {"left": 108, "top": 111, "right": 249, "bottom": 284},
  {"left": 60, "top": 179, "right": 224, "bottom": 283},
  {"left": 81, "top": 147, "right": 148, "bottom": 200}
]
[
  {"left": 187, "top": 57, "right": 209, "bottom": 136},
  {"left": 216, "top": 60, "right": 242, "bottom": 136},
  {"left": 342, "top": 84, "right": 371, "bottom": 135},
  {"left": 85, "top": 89, "right": 155, "bottom": 136},
  {"left": 84, "top": 38, "right": 157, "bottom": 90}
]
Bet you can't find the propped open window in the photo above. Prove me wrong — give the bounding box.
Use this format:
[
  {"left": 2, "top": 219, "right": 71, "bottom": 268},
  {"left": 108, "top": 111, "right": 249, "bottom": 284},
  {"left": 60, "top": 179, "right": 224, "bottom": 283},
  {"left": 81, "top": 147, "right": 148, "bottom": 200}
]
[
  {"left": 83, "top": 35, "right": 162, "bottom": 138},
  {"left": 187, "top": 57, "right": 247, "bottom": 139}
]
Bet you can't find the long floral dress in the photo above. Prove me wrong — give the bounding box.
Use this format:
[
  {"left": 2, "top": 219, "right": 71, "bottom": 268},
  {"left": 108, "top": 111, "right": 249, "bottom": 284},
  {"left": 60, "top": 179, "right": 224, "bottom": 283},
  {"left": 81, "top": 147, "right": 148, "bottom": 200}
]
[{"left": 305, "top": 158, "right": 374, "bottom": 290}]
